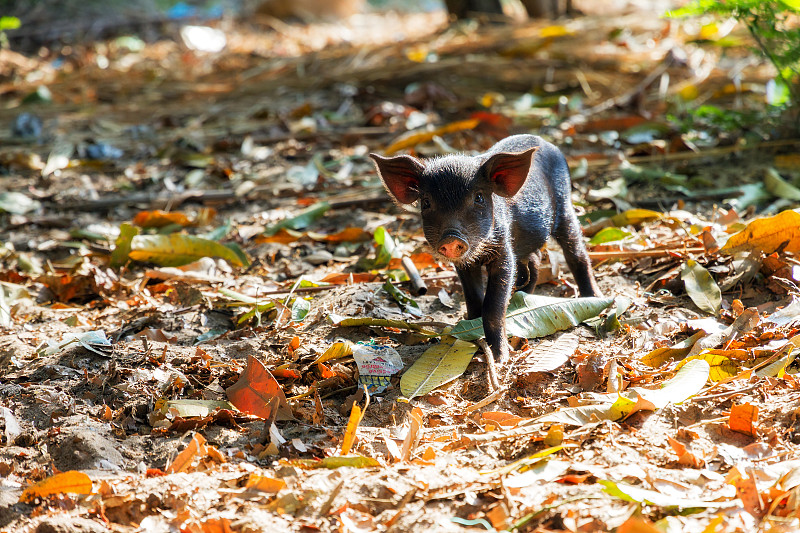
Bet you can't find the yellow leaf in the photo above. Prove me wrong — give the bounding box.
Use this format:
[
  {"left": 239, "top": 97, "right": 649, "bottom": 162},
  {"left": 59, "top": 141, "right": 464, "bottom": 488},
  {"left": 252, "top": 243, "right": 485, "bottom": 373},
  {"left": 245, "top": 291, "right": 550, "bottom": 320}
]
[
  {"left": 679, "top": 84, "right": 700, "bottom": 101},
  {"left": 20, "top": 471, "right": 92, "bottom": 502},
  {"left": 384, "top": 119, "right": 480, "bottom": 155},
  {"left": 130, "top": 234, "right": 246, "bottom": 267},
  {"left": 679, "top": 351, "right": 740, "bottom": 381},
  {"left": 400, "top": 335, "right": 478, "bottom": 398},
  {"left": 539, "top": 25, "right": 572, "bottom": 37},
  {"left": 641, "top": 331, "right": 705, "bottom": 367},
  {"left": 721, "top": 209, "right": 800, "bottom": 254},
  {"left": 245, "top": 473, "right": 287, "bottom": 493},
  {"left": 312, "top": 341, "right": 354, "bottom": 365},
  {"left": 292, "top": 455, "right": 381, "bottom": 469},
  {"left": 611, "top": 209, "right": 662, "bottom": 227}
]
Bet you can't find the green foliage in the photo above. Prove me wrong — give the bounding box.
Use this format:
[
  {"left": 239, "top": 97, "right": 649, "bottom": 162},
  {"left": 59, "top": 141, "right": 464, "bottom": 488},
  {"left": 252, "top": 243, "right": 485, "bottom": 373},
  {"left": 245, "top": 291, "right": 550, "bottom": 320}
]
[
  {"left": 667, "top": 0, "right": 800, "bottom": 107},
  {"left": 0, "top": 15, "right": 20, "bottom": 48},
  {"left": 669, "top": 104, "right": 782, "bottom": 135}
]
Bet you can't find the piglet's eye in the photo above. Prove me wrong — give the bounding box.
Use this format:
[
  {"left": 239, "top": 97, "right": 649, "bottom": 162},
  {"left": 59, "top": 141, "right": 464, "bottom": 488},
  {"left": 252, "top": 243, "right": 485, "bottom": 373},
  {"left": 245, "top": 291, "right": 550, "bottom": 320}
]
[
  {"left": 474, "top": 192, "right": 485, "bottom": 205},
  {"left": 421, "top": 198, "right": 431, "bottom": 210}
]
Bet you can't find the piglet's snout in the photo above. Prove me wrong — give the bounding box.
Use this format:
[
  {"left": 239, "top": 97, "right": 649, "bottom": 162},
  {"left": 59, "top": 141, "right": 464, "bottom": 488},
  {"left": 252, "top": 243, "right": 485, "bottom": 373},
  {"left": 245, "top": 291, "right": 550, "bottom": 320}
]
[{"left": 437, "top": 232, "right": 469, "bottom": 259}]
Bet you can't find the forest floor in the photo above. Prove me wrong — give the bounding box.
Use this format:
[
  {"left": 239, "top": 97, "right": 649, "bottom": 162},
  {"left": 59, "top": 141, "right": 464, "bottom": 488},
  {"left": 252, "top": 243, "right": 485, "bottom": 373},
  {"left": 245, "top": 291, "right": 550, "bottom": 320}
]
[{"left": 1, "top": 2, "right": 800, "bottom": 532}]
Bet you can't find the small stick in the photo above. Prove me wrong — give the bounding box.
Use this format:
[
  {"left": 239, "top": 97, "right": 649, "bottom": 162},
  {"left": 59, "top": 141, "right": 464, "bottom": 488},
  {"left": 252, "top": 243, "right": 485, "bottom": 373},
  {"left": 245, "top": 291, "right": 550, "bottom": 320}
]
[
  {"left": 401, "top": 256, "right": 428, "bottom": 296},
  {"left": 476, "top": 338, "right": 501, "bottom": 391},
  {"left": 465, "top": 386, "right": 507, "bottom": 414}
]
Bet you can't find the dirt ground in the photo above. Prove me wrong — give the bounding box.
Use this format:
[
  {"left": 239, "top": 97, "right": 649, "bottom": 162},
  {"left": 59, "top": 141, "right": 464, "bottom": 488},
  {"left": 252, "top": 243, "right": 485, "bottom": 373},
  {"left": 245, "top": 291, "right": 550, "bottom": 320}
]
[{"left": 1, "top": 2, "right": 800, "bottom": 532}]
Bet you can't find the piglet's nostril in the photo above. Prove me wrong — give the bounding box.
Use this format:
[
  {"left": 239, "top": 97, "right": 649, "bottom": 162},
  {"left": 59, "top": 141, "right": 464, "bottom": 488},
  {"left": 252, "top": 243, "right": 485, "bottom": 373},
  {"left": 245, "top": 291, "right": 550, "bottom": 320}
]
[{"left": 438, "top": 237, "right": 468, "bottom": 259}]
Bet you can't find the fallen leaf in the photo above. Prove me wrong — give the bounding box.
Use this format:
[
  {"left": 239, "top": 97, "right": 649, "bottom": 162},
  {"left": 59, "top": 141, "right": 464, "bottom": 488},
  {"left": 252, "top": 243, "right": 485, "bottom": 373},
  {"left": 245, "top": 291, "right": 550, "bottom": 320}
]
[
  {"left": 245, "top": 473, "right": 287, "bottom": 493},
  {"left": 450, "top": 292, "right": 613, "bottom": 341},
  {"left": 400, "top": 335, "right": 477, "bottom": 398},
  {"left": 226, "top": 355, "right": 293, "bottom": 421},
  {"left": 729, "top": 403, "right": 759, "bottom": 437},
  {"left": 722, "top": 209, "right": 800, "bottom": 255},
  {"left": 130, "top": 234, "right": 247, "bottom": 267},
  {"left": 20, "top": 471, "right": 93, "bottom": 502},
  {"left": 681, "top": 260, "right": 722, "bottom": 315}
]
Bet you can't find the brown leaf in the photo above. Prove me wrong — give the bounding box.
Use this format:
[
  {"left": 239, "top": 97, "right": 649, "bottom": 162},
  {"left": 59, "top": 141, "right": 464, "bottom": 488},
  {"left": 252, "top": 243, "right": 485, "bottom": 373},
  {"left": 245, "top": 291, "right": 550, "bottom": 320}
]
[{"left": 735, "top": 473, "right": 765, "bottom": 518}]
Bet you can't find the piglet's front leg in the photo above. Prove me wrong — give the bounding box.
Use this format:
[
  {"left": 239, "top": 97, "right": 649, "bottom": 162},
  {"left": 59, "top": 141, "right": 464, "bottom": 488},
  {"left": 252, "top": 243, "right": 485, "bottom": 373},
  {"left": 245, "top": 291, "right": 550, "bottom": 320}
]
[
  {"left": 456, "top": 263, "right": 484, "bottom": 320},
  {"left": 482, "top": 252, "right": 515, "bottom": 362}
]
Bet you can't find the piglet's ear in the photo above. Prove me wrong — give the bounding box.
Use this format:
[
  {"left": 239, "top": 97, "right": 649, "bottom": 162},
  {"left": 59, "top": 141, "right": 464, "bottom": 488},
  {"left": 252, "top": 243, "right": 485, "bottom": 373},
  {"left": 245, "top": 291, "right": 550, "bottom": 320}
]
[
  {"left": 370, "top": 153, "right": 425, "bottom": 205},
  {"left": 480, "top": 147, "right": 538, "bottom": 198}
]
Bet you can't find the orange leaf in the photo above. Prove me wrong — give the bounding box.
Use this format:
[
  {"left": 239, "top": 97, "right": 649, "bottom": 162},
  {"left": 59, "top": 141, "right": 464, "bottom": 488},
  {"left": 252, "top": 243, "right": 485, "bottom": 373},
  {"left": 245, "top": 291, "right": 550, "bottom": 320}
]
[
  {"left": 617, "top": 517, "right": 662, "bottom": 533},
  {"left": 341, "top": 403, "right": 363, "bottom": 456},
  {"left": 288, "top": 336, "right": 300, "bottom": 352},
  {"left": 255, "top": 228, "right": 304, "bottom": 244},
  {"left": 272, "top": 368, "right": 302, "bottom": 379},
  {"left": 667, "top": 436, "right": 705, "bottom": 468},
  {"left": 20, "top": 471, "right": 93, "bottom": 502},
  {"left": 735, "top": 474, "right": 765, "bottom": 518},
  {"left": 245, "top": 473, "right": 287, "bottom": 493},
  {"left": 198, "top": 517, "right": 234, "bottom": 533},
  {"left": 133, "top": 210, "right": 193, "bottom": 228},
  {"left": 384, "top": 119, "right": 480, "bottom": 155},
  {"left": 226, "top": 355, "right": 293, "bottom": 421},
  {"left": 387, "top": 252, "right": 439, "bottom": 270},
  {"left": 166, "top": 433, "right": 207, "bottom": 474},
  {"left": 480, "top": 411, "right": 526, "bottom": 427},
  {"left": 309, "top": 227, "right": 372, "bottom": 243},
  {"left": 729, "top": 403, "right": 758, "bottom": 437},
  {"left": 319, "top": 272, "right": 379, "bottom": 284}
]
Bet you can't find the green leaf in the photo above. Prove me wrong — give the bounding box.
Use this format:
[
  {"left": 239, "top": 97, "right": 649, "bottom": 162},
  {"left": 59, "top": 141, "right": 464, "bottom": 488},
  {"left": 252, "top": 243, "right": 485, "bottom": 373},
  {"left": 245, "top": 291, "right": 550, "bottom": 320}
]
[
  {"left": 780, "top": 0, "right": 800, "bottom": 12},
  {"left": 0, "top": 192, "right": 40, "bottom": 215},
  {"left": 599, "top": 480, "right": 721, "bottom": 508},
  {"left": 681, "top": 260, "right": 721, "bottom": 315},
  {"left": 264, "top": 201, "right": 330, "bottom": 236},
  {"left": 110, "top": 223, "right": 139, "bottom": 268},
  {"left": 450, "top": 292, "right": 614, "bottom": 341},
  {"left": 291, "top": 297, "right": 311, "bottom": 322},
  {"left": 400, "top": 335, "right": 478, "bottom": 398},
  {"left": 588, "top": 227, "right": 631, "bottom": 245},
  {"left": 201, "top": 219, "right": 233, "bottom": 241},
  {"left": 373, "top": 226, "right": 400, "bottom": 268},
  {"left": 129, "top": 234, "right": 246, "bottom": 267},
  {"left": 382, "top": 281, "right": 422, "bottom": 318},
  {"left": 764, "top": 168, "right": 800, "bottom": 201},
  {"left": 329, "top": 315, "right": 439, "bottom": 336},
  {"left": 0, "top": 16, "right": 21, "bottom": 31},
  {"left": 224, "top": 242, "right": 251, "bottom": 267}
]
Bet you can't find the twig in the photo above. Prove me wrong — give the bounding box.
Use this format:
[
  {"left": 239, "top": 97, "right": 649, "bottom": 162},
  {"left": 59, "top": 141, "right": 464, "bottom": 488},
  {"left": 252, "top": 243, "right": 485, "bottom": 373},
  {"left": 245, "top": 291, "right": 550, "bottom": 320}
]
[
  {"left": 691, "top": 383, "right": 761, "bottom": 403},
  {"left": 464, "top": 386, "right": 508, "bottom": 414},
  {"left": 250, "top": 273, "right": 458, "bottom": 297},
  {"left": 476, "top": 338, "right": 501, "bottom": 391},
  {"left": 588, "top": 247, "right": 705, "bottom": 262}
]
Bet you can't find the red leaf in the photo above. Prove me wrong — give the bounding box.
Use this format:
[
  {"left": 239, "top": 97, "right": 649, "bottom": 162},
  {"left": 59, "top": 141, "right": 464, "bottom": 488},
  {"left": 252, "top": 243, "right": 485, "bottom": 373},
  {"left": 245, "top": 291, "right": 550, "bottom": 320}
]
[{"left": 226, "top": 355, "right": 293, "bottom": 421}]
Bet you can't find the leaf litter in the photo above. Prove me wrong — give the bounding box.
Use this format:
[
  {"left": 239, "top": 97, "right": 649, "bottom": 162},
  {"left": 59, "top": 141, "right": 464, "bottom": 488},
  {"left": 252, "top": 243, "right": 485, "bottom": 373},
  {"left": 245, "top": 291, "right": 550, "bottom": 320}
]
[{"left": 1, "top": 1, "right": 800, "bottom": 532}]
